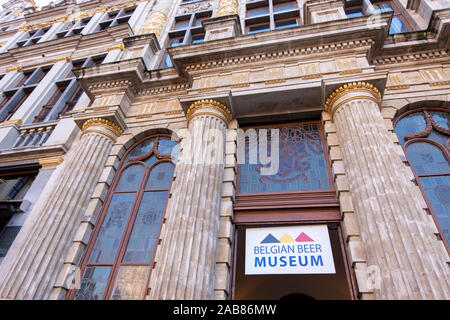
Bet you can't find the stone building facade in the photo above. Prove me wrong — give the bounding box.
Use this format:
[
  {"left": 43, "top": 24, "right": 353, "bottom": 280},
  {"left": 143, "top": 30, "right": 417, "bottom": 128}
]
[{"left": 0, "top": 0, "right": 448, "bottom": 300}]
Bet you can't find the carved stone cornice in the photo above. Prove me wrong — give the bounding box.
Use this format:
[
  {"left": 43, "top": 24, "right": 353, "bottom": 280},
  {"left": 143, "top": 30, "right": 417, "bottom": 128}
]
[
  {"left": 186, "top": 99, "right": 233, "bottom": 125},
  {"left": 324, "top": 82, "right": 382, "bottom": 121}
]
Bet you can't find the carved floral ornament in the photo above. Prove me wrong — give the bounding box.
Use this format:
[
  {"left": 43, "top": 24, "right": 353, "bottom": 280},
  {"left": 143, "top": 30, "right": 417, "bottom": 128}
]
[
  {"left": 217, "top": 0, "right": 239, "bottom": 16},
  {"left": 324, "top": 82, "right": 382, "bottom": 121},
  {"left": 81, "top": 118, "right": 123, "bottom": 141},
  {"left": 186, "top": 99, "right": 233, "bottom": 125}
]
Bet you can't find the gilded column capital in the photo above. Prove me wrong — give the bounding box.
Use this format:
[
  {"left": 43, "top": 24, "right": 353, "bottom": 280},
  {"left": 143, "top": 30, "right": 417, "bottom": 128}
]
[
  {"left": 324, "top": 82, "right": 382, "bottom": 121},
  {"left": 186, "top": 99, "right": 233, "bottom": 125},
  {"left": 217, "top": 0, "right": 239, "bottom": 16},
  {"left": 81, "top": 118, "right": 123, "bottom": 142}
]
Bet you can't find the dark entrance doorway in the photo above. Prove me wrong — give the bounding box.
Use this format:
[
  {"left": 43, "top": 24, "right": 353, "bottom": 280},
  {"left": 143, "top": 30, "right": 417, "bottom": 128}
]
[{"left": 233, "top": 224, "right": 352, "bottom": 300}]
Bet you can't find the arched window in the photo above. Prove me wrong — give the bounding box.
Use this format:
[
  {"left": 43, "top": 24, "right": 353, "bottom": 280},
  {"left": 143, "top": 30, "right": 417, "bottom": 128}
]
[
  {"left": 70, "top": 135, "right": 179, "bottom": 300},
  {"left": 394, "top": 108, "right": 449, "bottom": 249}
]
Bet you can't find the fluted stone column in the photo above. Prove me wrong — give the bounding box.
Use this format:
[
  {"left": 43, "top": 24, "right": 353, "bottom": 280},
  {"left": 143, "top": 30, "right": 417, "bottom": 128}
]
[
  {"left": 325, "top": 82, "right": 450, "bottom": 299},
  {"left": 149, "top": 100, "right": 232, "bottom": 300},
  {"left": 0, "top": 118, "right": 123, "bottom": 300}
]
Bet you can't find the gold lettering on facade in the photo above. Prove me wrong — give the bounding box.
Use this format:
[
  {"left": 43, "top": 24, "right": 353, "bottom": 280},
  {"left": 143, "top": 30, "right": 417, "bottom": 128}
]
[
  {"left": 299, "top": 63, "right": 322, "bottom": 79},
  {"left": 198, "top": 76, "right": 218, "bottom": 92},
  {"left": 231, "top": 72, "right": 250, "bottom": 88},
  {"left": 265, "top": 67, "right": 285, "bottom": 84}
]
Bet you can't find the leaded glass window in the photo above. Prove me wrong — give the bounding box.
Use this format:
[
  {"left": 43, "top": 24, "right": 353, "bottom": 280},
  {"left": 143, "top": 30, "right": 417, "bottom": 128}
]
[
  {"left": 239, "top": 123, "right": 331, "bottom": 194},
  {"left": 394, "top": 108, "right": 450, "bottom": 247},
  {"left": 73, "top": 135, "right": 178, "bottom": 300}
]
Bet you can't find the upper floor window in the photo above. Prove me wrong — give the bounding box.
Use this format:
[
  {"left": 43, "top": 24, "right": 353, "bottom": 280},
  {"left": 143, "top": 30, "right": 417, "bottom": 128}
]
[
  {"left": 69, "top": 135, "right": 179, "bottom": 300},
  {"left": 238, "top": 122, "right": 332, "bottom": 194},
  {"left": 32, "top": 56, "right": 105, "bottom": 123},
  {"left": 0, "top": 66, "right": 51, "bottom": 123},
  {"left": 372, "top": 1, "right": 410, "bottom": 33},
  {"left": 56, "top": 17, "right": 92, "bottom": 38},
  {"left": 99, "top": 6, "right": 136, "bottom": 30},
  {"left": 345, "top": 1, "right": 411, "bottom": 34},
  {"left": 394, "top": 108, "right": 449, "bottom": 248},
  {"left": 245, "top": 0, "right": 300, "bottom": 34},
  {"left": 159, "top": 10, "right": 212, "bottom": 68},
  {"left": 16, "top": 27, "right": 50, "bottom": 47}
]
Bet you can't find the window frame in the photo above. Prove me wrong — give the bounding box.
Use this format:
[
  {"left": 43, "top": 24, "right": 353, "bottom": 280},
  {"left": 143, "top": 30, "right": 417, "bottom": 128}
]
[
  {"left": 68, "top": 134, "right": 178, "bottom": 300},
  {"left": 245, "top": 0, "right": 300, "bottom": 35},
  {"left": 394, "top": 107, "right": 450, "bottom": 253}
]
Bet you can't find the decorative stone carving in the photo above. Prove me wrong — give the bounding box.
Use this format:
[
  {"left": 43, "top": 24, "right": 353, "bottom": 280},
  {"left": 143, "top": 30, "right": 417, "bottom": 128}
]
[
  {"left": 140, "top": 10, "right": 168, "bottom": 36},
  {"left": 177, "top": 0, "right": 214, "bottom": 15},
  {"left": 217, "top": 0, "right": 239, "bottom": 16}
]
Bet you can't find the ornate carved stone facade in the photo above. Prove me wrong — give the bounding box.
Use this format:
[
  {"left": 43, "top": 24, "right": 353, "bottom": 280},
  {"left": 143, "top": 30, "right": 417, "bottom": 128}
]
[{"left": 0, "top": 0, "right": 448, "bottom": 300}]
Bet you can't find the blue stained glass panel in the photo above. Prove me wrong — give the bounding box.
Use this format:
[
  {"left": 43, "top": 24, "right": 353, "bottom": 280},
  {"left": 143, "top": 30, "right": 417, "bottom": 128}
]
[
  {"left": 406, "top": 142, "right": 449, "bottom": 175},
  {"left": 420, "top": 176, "right": 450, "bottom": 244},
  {"left": 115, "top": 165, "right": 145, "bottom": 192},
  {"left": 431, "top": 111, "right": 450, "bottom": 130},
  {"left": 146, "top": 162, "right": 174, "bottom": 190},
  {"left": 157, "top": 137, "right": 179, "bottom": 158},
  {"left": 89, "top": 193, "right": 136, "bottom": 264},
  {"left": 122, "top": 191, "right": 168, "bottom": 264},
  {"left": 239, "top": 124, "right": 331, "bottom": 193},
  {"left": 125, "top": 138, "right": 154, "bottom": 164},
  {"left": 74, "top": 266, "right": 111, "bottom": 300},
  {"left": 395, "top": 112, "right": 426, "bottom": 145},
  {"left": 427, "top": 131, "right": 449, "bottom": 147}
]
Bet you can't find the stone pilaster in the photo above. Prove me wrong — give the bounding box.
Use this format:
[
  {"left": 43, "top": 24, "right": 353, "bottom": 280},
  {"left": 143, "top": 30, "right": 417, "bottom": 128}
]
[
  {"left": 148, "top": 100, "right": 232, "bottom": 300},
  {"left": 325, "top": 82, "right": 450, "bottom": 299},
  {"left": 204, "top": 0, "right": 241, "bottom": 41},
  {"left": 0, "top": 118, "right": 123, "bottom": 299}
]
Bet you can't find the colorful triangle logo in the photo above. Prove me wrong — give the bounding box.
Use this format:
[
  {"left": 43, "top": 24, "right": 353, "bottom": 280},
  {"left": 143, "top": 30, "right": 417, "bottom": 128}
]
[
  {"left": 296, "top": 232, "right": 314, "bottom": 242},
  {"left": 261, "top": 233, "right": 280, "bottom": 244},
  {"left": 279, "top": 233, "right": 296, "bottom": 243}
]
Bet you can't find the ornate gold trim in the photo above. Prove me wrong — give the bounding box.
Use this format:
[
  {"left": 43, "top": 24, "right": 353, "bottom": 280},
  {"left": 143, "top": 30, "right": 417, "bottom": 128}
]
[
  {"left": 53, "top": 56, "right": 72, "bottom": 63},
  {"left": 81, "top": 129, "right": 117, "bottom": 142},
  {"left": 429, "top": 81, "right": 450, "bottom": 87},
  {"left": 386, "top": 85, "right": 410, "bottom": 90},
  {"left": 107, "top": 43, "right": 125, "bottom": 52},
  {"left": 186, "top": 99, "right": 232, "bottom": 124},
  {"left": 39, "top": 156, "right": 63, "bottom": 167},
  {"left": 6, "top": 66, "right": 23, "bottom": 73},
  {"left": 324, "top": 82, "right": 381, "bottom": 120},
  {"left": 1, "top": 119, "right": 22, "bottom": 125},
  {"left": 82, "top": 118, "right": 123, "bottom": 137}
]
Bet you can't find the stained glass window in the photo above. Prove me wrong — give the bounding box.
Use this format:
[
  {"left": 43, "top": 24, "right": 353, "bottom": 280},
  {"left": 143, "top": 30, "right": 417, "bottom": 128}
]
[
  {"left": 73, "top": 135, "right": 178, "bottom": 300},
  {"left": 394, "top": 108, "right": 449, "bottom": 247},
  {"left": 239, "top": 123, "right": 331, "bottom": 194}
]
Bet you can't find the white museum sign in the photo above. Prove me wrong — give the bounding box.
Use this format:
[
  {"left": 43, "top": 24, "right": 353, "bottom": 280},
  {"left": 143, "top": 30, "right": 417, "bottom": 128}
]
[{"left": 245, "top": 225, "right": 336, "bottom": 275}]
